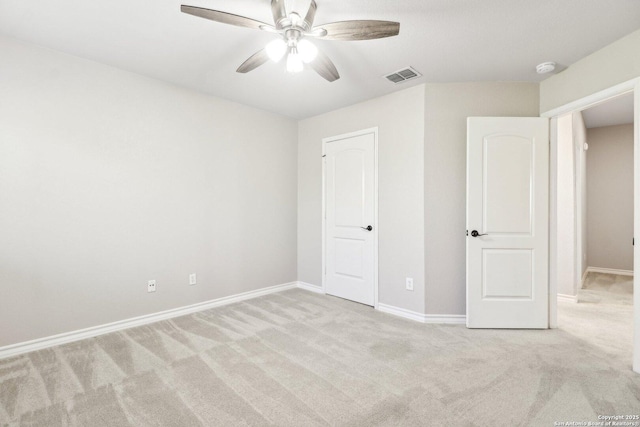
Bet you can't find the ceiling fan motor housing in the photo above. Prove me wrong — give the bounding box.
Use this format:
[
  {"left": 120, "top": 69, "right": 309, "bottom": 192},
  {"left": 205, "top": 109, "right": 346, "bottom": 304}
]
[{"left": 285, "top": 28, "right": 303, "bottom": 45}]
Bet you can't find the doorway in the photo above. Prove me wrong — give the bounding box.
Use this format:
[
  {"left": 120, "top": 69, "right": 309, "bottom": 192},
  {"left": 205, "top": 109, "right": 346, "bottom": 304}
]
[
  {"left": 322, "top": 128, "right": 378, "bottom": 306},
  {"left": 557, "top": 92, "right": 635, "bottom": 364},
  {"left": 543, "top": 78, "right": 640, "bottom": 373},
  {"left": 581, "top": 93, "right": 635, "bottom": 279}
]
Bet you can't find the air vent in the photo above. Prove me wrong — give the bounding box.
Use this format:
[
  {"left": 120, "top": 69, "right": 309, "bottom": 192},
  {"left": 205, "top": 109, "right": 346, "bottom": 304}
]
[{"left": 385, "top": 67, "right": 422, "bottom": 84}]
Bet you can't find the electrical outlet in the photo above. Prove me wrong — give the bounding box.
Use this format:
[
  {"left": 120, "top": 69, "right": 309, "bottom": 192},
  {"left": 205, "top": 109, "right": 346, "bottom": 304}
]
[
  {"left": 189, "top": 273, "right": 197, "bottom": 286},
  {"left": 147, "top": 280, "right": 156, "bottom": 293},
  {"left": 405, "top": 277, "right": 414, "bottom": 291}
]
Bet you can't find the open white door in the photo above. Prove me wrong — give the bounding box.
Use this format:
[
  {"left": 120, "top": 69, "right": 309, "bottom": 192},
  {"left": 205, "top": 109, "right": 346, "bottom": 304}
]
[
  {"left": 467, "top": 117, "right": 549, "bottom": 328},
  {"left": 323, "top": 129, "right": 377, "bottom": 306}
]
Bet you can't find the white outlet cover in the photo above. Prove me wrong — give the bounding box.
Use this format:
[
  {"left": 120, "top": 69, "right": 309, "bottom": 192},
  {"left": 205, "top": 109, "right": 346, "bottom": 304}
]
[
  {"left": 406, "top": 277, "right": 414, "bottom": 291},
  {"left": 189, "top": 273, "right": 197, "bottom": 285},
  {"left": 148, "top": 280, "right": 156, "bottom": 293}
]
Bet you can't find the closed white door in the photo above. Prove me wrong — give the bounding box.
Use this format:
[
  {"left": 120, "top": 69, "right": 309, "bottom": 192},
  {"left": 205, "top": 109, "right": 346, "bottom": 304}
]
[
  {"left": 324, "top": 129, "right": 376, "bottom": 306},
  {"left": 467, "top": 117, "right": 549, "bottom": 328}
]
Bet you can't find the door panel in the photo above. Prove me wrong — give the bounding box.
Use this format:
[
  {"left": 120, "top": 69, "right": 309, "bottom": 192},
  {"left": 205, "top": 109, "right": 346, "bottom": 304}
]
[
  {"left": 334, "top": 238, "right": 364, "bottom": 279},
  {"left": 325, "top": 131, "right": 376, "bottom": 306},
  {"left": 482, "top": 249, "right": 533, "bottom": 299},
  {"left": 334, "top": 151, "right": 366, "bottom": 226},
  {"left": 467, "top": 117, "right": 549, "bottom": 328},
  {"left": 484, "top": 135, "right": 533, "bottom": 234}
]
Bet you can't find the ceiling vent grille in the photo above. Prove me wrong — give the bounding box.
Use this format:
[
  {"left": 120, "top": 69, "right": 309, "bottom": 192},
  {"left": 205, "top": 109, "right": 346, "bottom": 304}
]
[{"left": 385, "top": 67, "right": 422, "bottom": 84}]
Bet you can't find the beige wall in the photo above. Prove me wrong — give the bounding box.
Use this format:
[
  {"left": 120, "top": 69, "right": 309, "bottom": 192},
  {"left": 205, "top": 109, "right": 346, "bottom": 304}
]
[
  {"left": 297, "top": 82, "right": 539, "bottom": 316},
  {"left": 297, "top": 85, "right": 426, "bottom": 313},
  {"left": 423, "top": 82, "right": 540, "bottom": 315},
  {"left": 540, "top": 29, "right": 640, "bottom": 114},
  {"left": 0, "top": 36, "right": 298, "bottom": 347},
  {"left": 8, "top": 24, "right": 604, "bottom": 346},
  {"left": 586, "top": 124, "right": 634, "bottom": 271}
]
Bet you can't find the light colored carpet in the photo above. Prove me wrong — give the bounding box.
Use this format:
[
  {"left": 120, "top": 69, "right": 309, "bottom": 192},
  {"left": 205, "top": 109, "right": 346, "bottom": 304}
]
[
  {"left": 558, "top": 272, "right": 634, "bottom": 365},
  {"left": 1, "top": 284, "right": 639, "bottom": 426}
]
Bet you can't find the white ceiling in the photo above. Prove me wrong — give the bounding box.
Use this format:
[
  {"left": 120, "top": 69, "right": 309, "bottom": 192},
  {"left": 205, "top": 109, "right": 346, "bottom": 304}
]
[
  {"left": 1, "top": 0, "right": 639, "bottom": 119},
  {"left": 582, "top": 92, "right": 635, "bottom": 129}
]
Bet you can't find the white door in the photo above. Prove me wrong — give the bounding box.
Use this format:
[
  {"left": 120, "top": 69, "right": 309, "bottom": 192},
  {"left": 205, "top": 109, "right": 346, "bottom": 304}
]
[
  {"left": 324, "top": 129, "right": 376, "bottom": 306},
  {"left": 466, "top": 117, "right": 549, "bottom": 328}
]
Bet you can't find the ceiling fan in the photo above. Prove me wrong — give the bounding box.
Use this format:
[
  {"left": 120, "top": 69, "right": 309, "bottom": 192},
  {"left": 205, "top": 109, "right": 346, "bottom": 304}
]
[{"left": 181, "top": 0, "right": 400, "bottom": 82}]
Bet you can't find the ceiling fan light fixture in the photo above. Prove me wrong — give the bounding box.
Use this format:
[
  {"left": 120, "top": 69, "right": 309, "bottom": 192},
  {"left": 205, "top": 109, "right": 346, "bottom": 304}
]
[
  {"left": 286, "top": 48, "right": 304, "bottom": 73},
  {"left": 297, "top": 39, "right": 318, "bottom": 63},
  {"left": 181, "top": 0, "right": 400, "bottom": 82},
  {"left": 266, "top": 39, "right": 287, "bottom": 62}
]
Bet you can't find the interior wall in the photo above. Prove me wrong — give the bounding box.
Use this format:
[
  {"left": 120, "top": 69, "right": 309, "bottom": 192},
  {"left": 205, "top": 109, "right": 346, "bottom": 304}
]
[
  {"left": 586, "top": 124, "right": 634, "bottom": 271},
  {"left": 423, "top": 82, "right": 540, "bottom": 315},
  {"left": 540, "top": 29, "right": 640, "bottom": 114},
  {"left": 539, "top": 29, "right": 638, "bottom": 373},
  {"left": 297, "top": 85, "right": 426, "bottom": 314},
  {"left": 541, "top": 30, "right": 639, "bottom": 372},
  {"left": 556, "top": 114, "right": 577, "bottom": 297},
  {"left": 0, "top": 36, "right": 298, "bottom": 347}
]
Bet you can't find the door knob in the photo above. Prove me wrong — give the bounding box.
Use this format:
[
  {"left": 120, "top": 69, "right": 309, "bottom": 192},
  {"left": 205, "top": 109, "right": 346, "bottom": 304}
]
[
  {"left": 361, "top": 225, "right": 373, "bottom": 231},
  {"left": 470, "top": 230, "right": 487, "bottom": 237}
]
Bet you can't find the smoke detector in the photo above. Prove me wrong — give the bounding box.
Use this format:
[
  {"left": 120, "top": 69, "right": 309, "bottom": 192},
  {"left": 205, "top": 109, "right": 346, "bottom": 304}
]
[{"left": 536, "top": 62, "right": 556, "bottom": 74}]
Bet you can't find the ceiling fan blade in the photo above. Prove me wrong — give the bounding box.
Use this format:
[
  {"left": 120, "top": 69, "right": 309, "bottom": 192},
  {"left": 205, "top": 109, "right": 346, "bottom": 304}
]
[
  {"left": 181, "top": 5, "right": 268, "bottom": 30},
  {"left": 271, "top": 0, "right": 287, "bottom": 28},
  {"left": 314, "top": 20, "right": 400, "bottom": 41},
  {"left": 305, "top": 27, "right": 328, "bottom": 38},
  {"left": 309, "top": 50, "right": 340, "bottom": 82},
  {"left": 236, "top": 49, "right": 270, "bottom": 73},
  {"left": 303, "top": 0, "right": 318, "bottom": 28}
]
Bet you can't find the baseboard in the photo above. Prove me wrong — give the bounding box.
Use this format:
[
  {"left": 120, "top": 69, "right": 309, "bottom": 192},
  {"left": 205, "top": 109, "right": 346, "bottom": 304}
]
[
  {"left": 423, "top": 314, "right": 467, "bottom": 324},
  {"left": 296, "top": 281, "right": 324, "bottom": 294},
  {"left": 557, "top": 293, "right": 578, "bottom": 303},
  {"left": 376, "top": 303, "right": 466, "bottom": 324},
  {"left": 0, "top": 281, "right": 297, "bottom": 360},
  {"left": 586, "top": 266, "right": 634, "bottom": 277},
  {"left": 295, "top": 288, "right": 466, "bottom": 324},
  {"left": 580, "top": 269, "right": 589, "bottom": 289},
  {"left": 377, "top": 303, "right": 426, "bottom": 322}
]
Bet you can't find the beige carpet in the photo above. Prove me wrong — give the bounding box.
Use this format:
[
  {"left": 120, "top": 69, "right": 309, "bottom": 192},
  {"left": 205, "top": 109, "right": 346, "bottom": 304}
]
[
  {"left": 558, "top": 272, "right": 634, "bottom": 366},
  {"left": 1, "top": 283, "right": 639, "bottom": 426}
]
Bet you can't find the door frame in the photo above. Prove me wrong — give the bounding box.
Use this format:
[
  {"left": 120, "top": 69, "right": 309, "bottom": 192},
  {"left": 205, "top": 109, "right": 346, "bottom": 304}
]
[
  {"left": 541, "top": 77, "right": 640, "bottom": 373},
  {"left": 321, "top": 127, "right": 379, "bottom": 308}
]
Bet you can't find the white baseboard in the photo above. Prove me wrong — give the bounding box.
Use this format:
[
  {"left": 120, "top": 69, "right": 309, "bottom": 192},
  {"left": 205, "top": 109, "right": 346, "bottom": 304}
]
[
  {"left": 586, "top": 266, "right": 634, "bottom": 277},
  {"left": 580, "top": 269, "right": 589, "bottom": 289},
  {"left": 423, "top": 314, "right": 467, "bottom": 324},
  {"left": 377, "top": 303, "right": 426, "bottom": 322},
  {"left": 557, "top": 293, "right": 578, "bottom": 303},
  {"left": 376, "top": 303, "right": 466, "bottom": 324},
  {"left": 0, "top": 281, "right": 297, "bottom": 360},
  {"left": 295, "top": 288, "right": 467, "bottom": 324},
  {"left": 0, "top": 281, "right": 468, "bottom": 359},
  {"left": 296, "top": 281, "right": 324, "bottom": 294}
]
